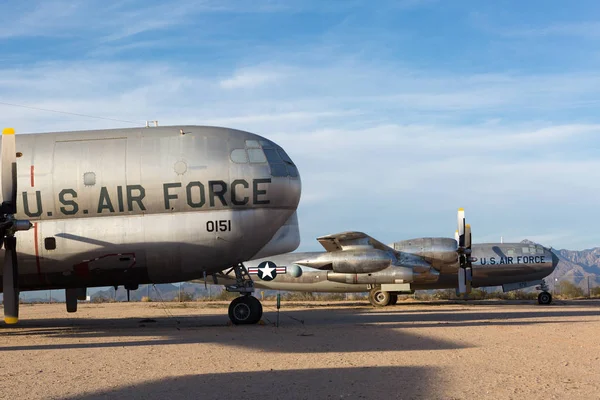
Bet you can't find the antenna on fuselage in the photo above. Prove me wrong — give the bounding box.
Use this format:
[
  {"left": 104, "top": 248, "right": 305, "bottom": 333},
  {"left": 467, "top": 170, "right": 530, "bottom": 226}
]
[{"left": 501, "top": 236, "right": 504, "bottom": 244}]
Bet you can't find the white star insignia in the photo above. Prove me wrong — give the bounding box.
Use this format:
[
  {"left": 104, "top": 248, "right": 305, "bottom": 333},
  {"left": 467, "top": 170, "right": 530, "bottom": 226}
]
[{"left": 259, "top": 262, "right": 275, "bottom": 279}]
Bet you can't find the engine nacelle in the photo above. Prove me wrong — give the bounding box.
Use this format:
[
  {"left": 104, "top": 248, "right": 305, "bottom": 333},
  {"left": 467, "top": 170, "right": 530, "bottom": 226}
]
[
  {"left": 326, "top": 265, "right": 440, "bottom": 285},
  {"left": 327, "top": 265, "right": 413, "bottom": 284},
  {"left": 392, "top": 237, "right": 458, "bottom": 269},
  {"left": 295, "top": 248, "right": 394, "bottom": 273}
]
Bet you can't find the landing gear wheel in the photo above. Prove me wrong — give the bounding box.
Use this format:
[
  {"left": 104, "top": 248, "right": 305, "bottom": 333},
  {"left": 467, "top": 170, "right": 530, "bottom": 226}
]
[
  {"left": 538, "top": 291, "right": 552, "bottom": 305},
  {"left": 369, "top": 288, "right": 391, "bottom": 307},
  {"left": 389, "top": 294, "right": 398, "bottom": 305},
  {"left": 228, "top": 295, "right": 263, "bottom": 325}
]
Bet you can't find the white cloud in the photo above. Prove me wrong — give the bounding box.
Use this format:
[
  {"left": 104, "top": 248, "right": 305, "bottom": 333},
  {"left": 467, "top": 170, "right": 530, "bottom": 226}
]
[
  {"left": 3, "top": 55, "right": 600, "bottom": 249},
  {"left": 219, "top": 69, "right": 285, "bottom": 89}
]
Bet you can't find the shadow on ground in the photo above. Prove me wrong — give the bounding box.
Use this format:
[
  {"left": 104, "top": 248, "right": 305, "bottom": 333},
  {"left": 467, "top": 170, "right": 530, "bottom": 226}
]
[
  {"left": 0, "top": 301, "right": 598, "bottom": 353},
  {"left": 62, "top": 366, "right": 439, "bottom": 400}
]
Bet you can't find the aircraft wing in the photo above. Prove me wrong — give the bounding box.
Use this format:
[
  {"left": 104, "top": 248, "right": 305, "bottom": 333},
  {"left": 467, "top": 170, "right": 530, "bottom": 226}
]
[{"left": 316, "top": 231, "right": 395, "bottom": 253}]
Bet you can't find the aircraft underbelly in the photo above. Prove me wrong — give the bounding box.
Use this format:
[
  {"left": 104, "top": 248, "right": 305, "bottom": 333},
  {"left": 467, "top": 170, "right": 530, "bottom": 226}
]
[{"left": 3, "top": 208, "right": 294, "bottom": 290}]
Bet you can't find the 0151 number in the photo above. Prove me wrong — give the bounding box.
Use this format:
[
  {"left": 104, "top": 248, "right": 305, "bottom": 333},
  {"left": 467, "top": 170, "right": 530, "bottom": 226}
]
[{"left": 207, "top": 220, "right": 231, "bottom": 232}]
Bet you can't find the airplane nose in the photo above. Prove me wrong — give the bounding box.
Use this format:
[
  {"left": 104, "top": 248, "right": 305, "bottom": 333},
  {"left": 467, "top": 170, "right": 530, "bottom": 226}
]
[{"left": 552, "top": 251, "right": 559, "bottom": 269}]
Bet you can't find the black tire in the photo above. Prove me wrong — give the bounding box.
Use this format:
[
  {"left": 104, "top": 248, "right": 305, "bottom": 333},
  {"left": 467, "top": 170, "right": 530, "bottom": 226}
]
[
  {"left": 389, "top": 294, "right": 398, "bottom": 306},
  {"left": 538, "top": 291, "right": 552, "bottom": 305},
  {"left": 369, "top": 289, "right": 391, "bottom": 307},
  {"left": 228, "top": 296, "right": 263, "bottom": 325}
]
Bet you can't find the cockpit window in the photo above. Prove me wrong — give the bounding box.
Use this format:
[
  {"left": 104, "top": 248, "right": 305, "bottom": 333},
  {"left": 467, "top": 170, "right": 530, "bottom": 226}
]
[
  {"left": 287, "top": 164, "right": 299, "bottom": 177},
  {"left": 230, "top": 149, "right": 248, "bottom": 163},
  {"left": 230, "top": 140, "right": 298, "bottom": 178},
  {"left": 263, "top": 148, "right": 281, "bottom": 163},
  {"left": 270, "top": 163, "right": 288, "bottom": 177},
  {"left": 245, "top": 140, "right": 261, "bottom": 148},
  {"left": 247, "top": 148, "right": 267, "bottom": 163},
  {"left": 536, "top": 247, "right": 544, "bottom": 254},
  {"left": 277, "top": 149, "right": 294, "bottom": 164}
]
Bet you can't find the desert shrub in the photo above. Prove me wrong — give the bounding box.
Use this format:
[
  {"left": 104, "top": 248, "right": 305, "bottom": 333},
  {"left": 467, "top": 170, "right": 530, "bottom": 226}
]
[
  {"left": 283, "top": 292, "right": 316, "bottom": 301},
  {"left": 433, "top": 289, "right": 456, "bottom": 300},
  {"left": 173, "top": 291, "right": 195, "bottom": 302},
  {"left": 557, "top": 281, "right": 585, "bottom": 298},
  {"left": 414, "top": 292, "right": 433, "bottom": 301},
  {"left": 214, "top": 290, "right": 238, "bottom": 301},
  {"left": 591, "top": 287, "right": 600, "bottom": 297},
  {"left": 468, "top": 289, "right": 487, "bottom": 300},
  {"left": 91, "top": 294, "right": 113, "bottom": 303},
  {"left": 321, "top": 293, "right": 346, "bottom": 301}
]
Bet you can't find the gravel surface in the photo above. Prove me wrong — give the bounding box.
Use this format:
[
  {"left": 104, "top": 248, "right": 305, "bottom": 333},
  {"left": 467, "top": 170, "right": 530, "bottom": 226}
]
[{"left": 1, "top": 300, "right": 599, "bottom": 400}]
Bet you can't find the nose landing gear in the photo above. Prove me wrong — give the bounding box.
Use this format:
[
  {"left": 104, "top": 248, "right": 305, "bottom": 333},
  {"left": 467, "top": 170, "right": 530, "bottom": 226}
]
[
  {"left": 536, "top": 280, "right": 553, "bottom": 305},
  {"left": 223, "top": 263, "right": 263, "bottom": 325}
]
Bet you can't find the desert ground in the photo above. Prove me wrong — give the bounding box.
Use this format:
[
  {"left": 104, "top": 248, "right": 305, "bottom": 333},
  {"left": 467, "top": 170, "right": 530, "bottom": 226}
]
[{"left": 0, "top": 299, "right": 599, "bottom": 400}]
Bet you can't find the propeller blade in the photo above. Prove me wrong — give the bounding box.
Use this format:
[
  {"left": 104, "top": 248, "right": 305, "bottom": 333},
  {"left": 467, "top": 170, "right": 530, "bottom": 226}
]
[
  {"left": 465, "top": 267, "right": 472, "bottom": 292},
  {"left": 458, "top": 267, "right": 467, "bottom": 294},
  {"left": 1, "top": 128, "right": 16, "bottom": 213},
  {"left": 465, "top": 223, "right": 472, "bottom": 250},
  {"left": 457, "top": 208, "right": 465, "bottom": 247},
  {"left": 3, "top": 236, "right": 19, "bottom": 324},
  {"left": 456, "top": 209, "right": 473, "bottom": 296}
]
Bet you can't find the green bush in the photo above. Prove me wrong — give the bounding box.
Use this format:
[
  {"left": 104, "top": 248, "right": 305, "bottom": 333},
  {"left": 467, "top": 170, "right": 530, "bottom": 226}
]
[
  {"left": 556, "top": 281, "right": 585, "bottom": 298},
  {"left": 214, "top": 290, "right": 238, "bottom": 301},
  {"left": 321, "top": 293, "right": 346, "bottom": 301},
  {"left": 173, "top": 291, "right": 195, "bottom": 302},
  {"left": 434, "top": 289, "right": 457, "bottom": 300},
  {"left": 283, "top": 292, "right": 316, "bottom": 301}
]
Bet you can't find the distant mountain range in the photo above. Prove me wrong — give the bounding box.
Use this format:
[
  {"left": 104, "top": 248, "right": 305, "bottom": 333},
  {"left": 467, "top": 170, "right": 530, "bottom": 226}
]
[
  {"left": 552, "top": 247, "right": 600, "bottom": 288},
  {"left": 10, "top": 240, "right": 600, "bottom": 302},
  {"left": 17, "top": 282, "right": 228, "bottom": 303}
]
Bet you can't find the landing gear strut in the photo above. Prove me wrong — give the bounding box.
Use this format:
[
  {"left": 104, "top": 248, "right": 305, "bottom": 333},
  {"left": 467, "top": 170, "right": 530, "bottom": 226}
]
[
  {"left": 536, "top": 279, "right": 553, "bottom": 305},
  {"left": 224, "top": 263, "right": 263, "bottom": 325}
]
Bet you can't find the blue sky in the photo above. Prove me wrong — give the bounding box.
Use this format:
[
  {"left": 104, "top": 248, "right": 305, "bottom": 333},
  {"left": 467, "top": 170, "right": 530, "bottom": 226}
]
[{"left": 2, "top": 0, "right": 600, "bottom": 250}]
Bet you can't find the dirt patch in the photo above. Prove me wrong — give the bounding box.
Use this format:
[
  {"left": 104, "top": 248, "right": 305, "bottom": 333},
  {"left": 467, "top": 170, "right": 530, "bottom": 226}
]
[{"left": 1, "top": 301, "right": 599, "bottom": 399}]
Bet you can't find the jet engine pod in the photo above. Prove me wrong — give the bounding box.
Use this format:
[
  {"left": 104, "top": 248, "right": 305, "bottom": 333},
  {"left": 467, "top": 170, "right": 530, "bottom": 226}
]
[
  {"left": 296, "top": 248, "right": 395, "bottom": 274},
  {"left": 327, "top": 265, "right": 414, "bottom": 284}
]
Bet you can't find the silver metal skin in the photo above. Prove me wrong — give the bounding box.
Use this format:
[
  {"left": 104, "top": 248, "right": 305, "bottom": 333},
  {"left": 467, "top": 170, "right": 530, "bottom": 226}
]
[
  {"left": 209, "top": 210, "right": 560, "bottom": 308},
  {"left": 214, "top": 240, "right": 559, "bottom": 294},
  {"left": 0, "top": 126, "right": 301, "bottom": 294}
]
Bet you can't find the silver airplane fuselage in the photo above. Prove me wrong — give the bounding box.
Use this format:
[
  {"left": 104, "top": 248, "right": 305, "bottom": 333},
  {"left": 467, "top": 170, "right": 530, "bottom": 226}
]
[
  {"left": 0, "top": 125, "right": 302, "bottom": 292},
  {"left": 224, "top": 242, "right": 558, "bottom": 293}
]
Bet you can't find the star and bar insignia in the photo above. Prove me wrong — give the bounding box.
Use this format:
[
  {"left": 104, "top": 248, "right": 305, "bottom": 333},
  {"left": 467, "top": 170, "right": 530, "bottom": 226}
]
[{"left": 248, "top": 261, "right": 287, "bottom": 281}]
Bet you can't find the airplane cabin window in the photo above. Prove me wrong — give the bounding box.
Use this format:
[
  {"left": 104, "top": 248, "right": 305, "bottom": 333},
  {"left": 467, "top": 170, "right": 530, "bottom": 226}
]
[
  {"left": 44, "top": 237, "right": 57, "bottom": 250},
  {"left": 230, "top": 149, "right": 248, "bottom": 163},
  {"left": 522, "top": 247, "right": 530, "bottom": 253},
  {"left": 245, "top": 140, "right": 261, "bottom": 148},
  {"left": 83, "top": 172, "right": 96, "bottom": 186},
  {"left": 507, "top": 249, "right": 515, "bottom": 256},
  {"left": 247, "top": 148, "right": 267, "bottom": 163}
]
